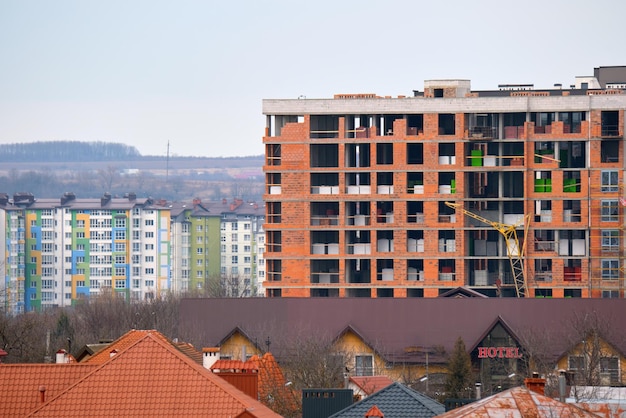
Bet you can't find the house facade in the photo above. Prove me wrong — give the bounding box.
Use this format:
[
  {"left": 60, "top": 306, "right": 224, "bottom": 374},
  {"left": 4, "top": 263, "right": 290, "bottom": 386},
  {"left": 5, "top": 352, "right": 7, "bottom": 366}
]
[{"left": 262, "top": 66, "right": 626, "bottom": 298}]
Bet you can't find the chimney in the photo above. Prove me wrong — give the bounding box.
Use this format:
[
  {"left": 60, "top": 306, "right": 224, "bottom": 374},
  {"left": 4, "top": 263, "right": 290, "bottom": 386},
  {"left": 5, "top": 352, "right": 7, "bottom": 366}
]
[
  {"left": 241, "top": 345, "right": 247, "bottom": 362},
  {"left": 524, "top": 373, "right": 546, "bottom": 395},
  {"left": 109, "top": 349, "right": 118, "bottom": 358},
  {"left": 55, "top": 349, "right": 68, "bottom": 364},
  {"left": 39, "top": 386, "right": 46, "bottom": 403},
  {"left": 202, "top": 347, "right": 220, "bottom": 369},
  {"left": 61, "top": 192, "right": 76, "bottom": 205},
  {"left": 101, "top": 192, "right": 112, "bottom": 207}
]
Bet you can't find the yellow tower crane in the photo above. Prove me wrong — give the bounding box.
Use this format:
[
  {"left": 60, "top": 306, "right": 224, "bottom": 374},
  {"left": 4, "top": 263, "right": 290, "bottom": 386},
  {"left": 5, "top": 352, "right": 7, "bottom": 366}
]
[{"left": 445, "top": 202, "right": 532, "bottom": 298}]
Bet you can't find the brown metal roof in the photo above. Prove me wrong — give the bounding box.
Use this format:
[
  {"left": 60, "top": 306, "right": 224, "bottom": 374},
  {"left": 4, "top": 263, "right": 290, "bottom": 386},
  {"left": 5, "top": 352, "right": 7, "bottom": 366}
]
[{"left": 179, "top": 298, "right": 626, "bottom": 364}]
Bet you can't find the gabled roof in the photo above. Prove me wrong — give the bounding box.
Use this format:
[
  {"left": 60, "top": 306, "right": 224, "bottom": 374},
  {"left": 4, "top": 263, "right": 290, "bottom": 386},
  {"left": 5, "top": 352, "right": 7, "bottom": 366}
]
[
  {"left": 349, "top": 376, "right": 394, "bottom": 396},
  {"left": 329, "top": 382, "right": 445, "bottom": 418},
  {"left": 83, "top": 329, "right": 202, "bottom": 365},
  {"left": 180, "top": 298, "right": 626, "bottom": 365},
  {"left": 437, "top": 386, "right": 599, "bottom": 417},
  {"left": 0, "top": 364, "right": 97, "bottom": 417},
  {"left": 28, "top": 331, "right": 281, "bottom": 417},
  {"left": 467, "top": 315, "right": 522, "bottom": 353},
  {"left": 438, "top": 287, "right": 489, "bottom": 298}
]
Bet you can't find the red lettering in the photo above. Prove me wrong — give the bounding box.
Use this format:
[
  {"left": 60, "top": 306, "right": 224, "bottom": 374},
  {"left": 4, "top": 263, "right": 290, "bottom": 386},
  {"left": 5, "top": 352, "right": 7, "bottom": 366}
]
[
  {"left": 515, "top": 347, "right": 522, "bottom": 358},
  {"left": 505, "top": 347, "right": 514, "bottom": 358},
  {"left": 497, "top": 347, "right": 505, "bottom": 358},
  {"left": 478, "top": 347, "right": 488, "bottom": 358},
  {"left": 488, "top": 348, "right": 497, "bottom": 358}
]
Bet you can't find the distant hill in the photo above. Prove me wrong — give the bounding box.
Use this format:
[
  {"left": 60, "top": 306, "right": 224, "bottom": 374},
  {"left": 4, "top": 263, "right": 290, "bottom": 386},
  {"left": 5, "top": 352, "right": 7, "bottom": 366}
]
[{"left": 0, "top": 141, "right": 141, "bottom": 162}]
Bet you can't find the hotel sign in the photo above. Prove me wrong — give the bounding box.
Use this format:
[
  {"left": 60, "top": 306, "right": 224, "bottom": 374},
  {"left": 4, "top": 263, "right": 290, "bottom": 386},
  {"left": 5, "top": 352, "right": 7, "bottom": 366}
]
[{"left": 478, "top": 347, "right": 522, "bottom": 359}]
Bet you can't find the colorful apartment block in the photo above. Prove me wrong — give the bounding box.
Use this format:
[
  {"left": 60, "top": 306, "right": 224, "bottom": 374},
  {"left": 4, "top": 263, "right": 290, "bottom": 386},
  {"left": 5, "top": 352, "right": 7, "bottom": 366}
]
[
  {"left": 262, "top": 66, "right": 626, "bottom": 298},
  {"left": 1, "top": 192, "right": 170, "bottom": 312}
]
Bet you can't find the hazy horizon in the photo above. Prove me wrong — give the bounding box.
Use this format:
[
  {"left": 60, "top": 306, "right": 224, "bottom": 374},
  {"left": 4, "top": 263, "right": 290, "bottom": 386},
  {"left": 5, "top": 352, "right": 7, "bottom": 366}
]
[{"left": 1, "top": 0, "right": 624, "bottom": 158}]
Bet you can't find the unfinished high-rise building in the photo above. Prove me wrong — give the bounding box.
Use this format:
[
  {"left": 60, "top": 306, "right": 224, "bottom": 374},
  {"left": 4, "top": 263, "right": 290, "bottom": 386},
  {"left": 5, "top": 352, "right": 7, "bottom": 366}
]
[{"left": 262, "top": 66, "right": 626, "bottom": 298}]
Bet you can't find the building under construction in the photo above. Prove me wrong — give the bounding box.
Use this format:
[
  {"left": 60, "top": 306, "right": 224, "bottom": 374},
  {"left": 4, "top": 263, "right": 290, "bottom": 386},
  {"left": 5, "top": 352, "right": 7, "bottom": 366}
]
[{"left": 262, "top": 66, "right": 626, "bottom": 298}]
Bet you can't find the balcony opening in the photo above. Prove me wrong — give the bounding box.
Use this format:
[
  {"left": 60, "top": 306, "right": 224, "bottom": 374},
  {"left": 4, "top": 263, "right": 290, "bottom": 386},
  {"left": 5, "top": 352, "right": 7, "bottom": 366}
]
[
  {"left": 310, "top": 288, "right": 339, "bottom": 297},
  {"left": 564, "top": 289, "right": 582, "bottom": 298},
  {"left": 466, "top": 113, "right": 498, "bottom": 139},
  {"left": 345, "top": 201, "right": 370, "bottom": 226},
  {"left": 563, "top": 200, "right": 581, "bottom": 222},
  {"left": 502, "top": 172, "right": 523, "bottom": 198},
  {"left": 376, "top": 230, "right": 394, "bottom": 253},
  {"left": 266, "top": 144, "right": 281, "bottom": 166},
  {"left": 434, "top": 88, "right": 444, "bottom": 98},
  {"left": 534, "top": 289, "right": 552, "bottom": 298},
  {"left": 345, "top": 143, "right": 371, "bottom": 168},
  {"left": 267, "top": 231, "right": 282, "bottom": 253},
  {"left": 438, "top": 230, "right": 456, "bottom": 253},
  {"left": 438, "top": 172, "right": 456, "bottom": 194},
  {"left": 267, "top": 259, "right": 282, "bottom": 282},
  {"left": 438, "top": 201, "right": 456, "bottom": 223},
  {"left": 438, "top": 114, "right": 456, "bottom": 135},
  {"left": 345, "top": 115, "right": 372, "bottom": 139},
  {"left": 407, "top": 172, "right": 424, "bottom": 194},
  {"left": 376, "top": 143, "right": 393, "bottom": 165},
  {"left": 534, "top": 259, "right": 553, "bottom": 283},
  {"left": 310, "top": 259, "right": 339, "bottom": 284},
  {"left": 346, "top": 288, "right": 371, "bottom": 297},
  {"left": 407, "top": 201, "right": 424, "bottom": 223},
  {"left": 601, "top": 110, "right": 620, "bottom": 137},
  {"left": 376, "top": 201, "right": 394, "bottom": 224},
  {"left": 266, "top": 173, "right": 281, "bottom": 195},
  {"left": 377, "top": 288, "right": 394, "bottom": 297},
  {"left": 346, "top": 230, "right": 371, "bottom": 255},
  {"left": 346, "top": 173, "right": 371, "bottom": 194},
  {"left": 438, "top": 143, "right": 456, "bottom": 165},
  {"left": 559, "top": 230, "right": 586, "bottom": 256},
  {"left": 407, "top": 288, "right": 424, "bottom": 297},
  {"left": 503, "top": 112, "right": 526, "bottom": 138},
  {"left": 310, "top": 115, "right": 339, "bottom": 139},
  {"left": 558, "top": 111, "right": 585, "bottom": 134},
  {"left": 310, "top": 144, "right": 338, "bottom": 167},
  {"left": 563, "top": 171, "right": 581, "bottom": 193},
  {"left": 311, "top": 202, "right": 339, "bottom": 225},
  {"left": 310, "top": 173, "right": 339, "bottom": 195},
  {"left": 407, "top": 143, "right": 424, "bottom": 164},
  {"left": 531, "top": 112, "right": 556, "bottom": 133},
  {"left": 269, "top": 115, "right": 298, "bottom": 137},
  {"left": 472, "top": 229, "right": 499, "bottom": 256},
  {"left": 345, "top": 259, "right": 371, "bottom": 284},
  {"left": 558, "top": 141, "right": 585, "bottom": 168},
  {"left": 407, "top": 230, "right": 424, "bottom": 253},
  {"left": 311, "top": 231, "right": 339, "bottom": 255},
  {"left": 376, "top": 172, "right": 394, "bottom": 194},
  {"left": 503, "top": 142, "right": 525, "bottom": 166},
  {"left": 267, "top": 202, "right": 281, "bottom": 224},
  {"left": 408, "top": 259, "right": 424, "bottom": 281},
  {"left": 407, "top": 114, "right": 424, "bottom": 135},
  {"left": 438, "top": 259, "right": 455, "bottom": 281},
  {"left": 601, "top": 140, "right": 620, "bottom": 163},
  {"left": 377, "top": 259, "right": 394, "bottom": 281},
  {"left": 534, "top": 141, "right": 555, "bottom": 163},
  {"left": 535, "top": 171, "right": 552, "bottom": 193},
  {"left": 564, "top": 259, "right": 582, "bottom": 281},
  {"left": 534, "top": 200, "right": 552, "bottom": 223},
  {"left": 381, "top": 115, "right": 402, "bottom": 136}
]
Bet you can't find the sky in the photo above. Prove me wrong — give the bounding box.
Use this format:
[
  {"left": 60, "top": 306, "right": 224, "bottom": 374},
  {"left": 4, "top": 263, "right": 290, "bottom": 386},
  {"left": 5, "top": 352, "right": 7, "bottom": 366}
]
[{"left": 0, "top": 0, "right": 624, "bottom": 158}]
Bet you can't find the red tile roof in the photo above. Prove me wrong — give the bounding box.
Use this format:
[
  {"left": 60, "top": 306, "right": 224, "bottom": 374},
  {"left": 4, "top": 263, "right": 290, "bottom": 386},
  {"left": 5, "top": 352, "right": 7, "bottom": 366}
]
[
  {"left": 28, "top": 331, "right": 281, "bottom": 417},
  {"left": 212, "top": 359, "right": 259, "bottom": 371},
  {"left": 349, "top": 376, "right": 394, "bottom": 395},
  {"left": 0, "top": 364, "right": 97, "bottom": 417}
]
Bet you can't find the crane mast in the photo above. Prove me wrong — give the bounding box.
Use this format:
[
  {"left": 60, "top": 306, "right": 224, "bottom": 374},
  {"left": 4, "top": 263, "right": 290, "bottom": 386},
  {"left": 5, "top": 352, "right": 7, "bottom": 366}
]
[{"left": 445, "top": 202, "right": 531, "bottom": 298}]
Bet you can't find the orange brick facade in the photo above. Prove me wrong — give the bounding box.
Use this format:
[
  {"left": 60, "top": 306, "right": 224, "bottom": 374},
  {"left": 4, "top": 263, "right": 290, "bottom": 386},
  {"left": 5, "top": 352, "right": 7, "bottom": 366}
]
[{"left": 262, "top": 79, "right": 626, "bottom": 299}]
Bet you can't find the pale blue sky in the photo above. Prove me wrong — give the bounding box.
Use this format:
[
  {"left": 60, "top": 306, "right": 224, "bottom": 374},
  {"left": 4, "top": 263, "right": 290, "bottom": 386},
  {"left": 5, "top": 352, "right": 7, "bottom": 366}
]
[{"left": 0, "top": 0, "right": 623, "bottom": 157}]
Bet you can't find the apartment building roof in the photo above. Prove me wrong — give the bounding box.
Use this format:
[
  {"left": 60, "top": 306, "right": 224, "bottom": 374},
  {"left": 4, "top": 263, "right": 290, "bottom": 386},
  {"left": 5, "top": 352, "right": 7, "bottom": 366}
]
[
  {"left": 22, "top": 330, "right": 281, "bottom": 417},
  {"left": 180, "top": 298, "right": 626, "bottom": 365}
]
